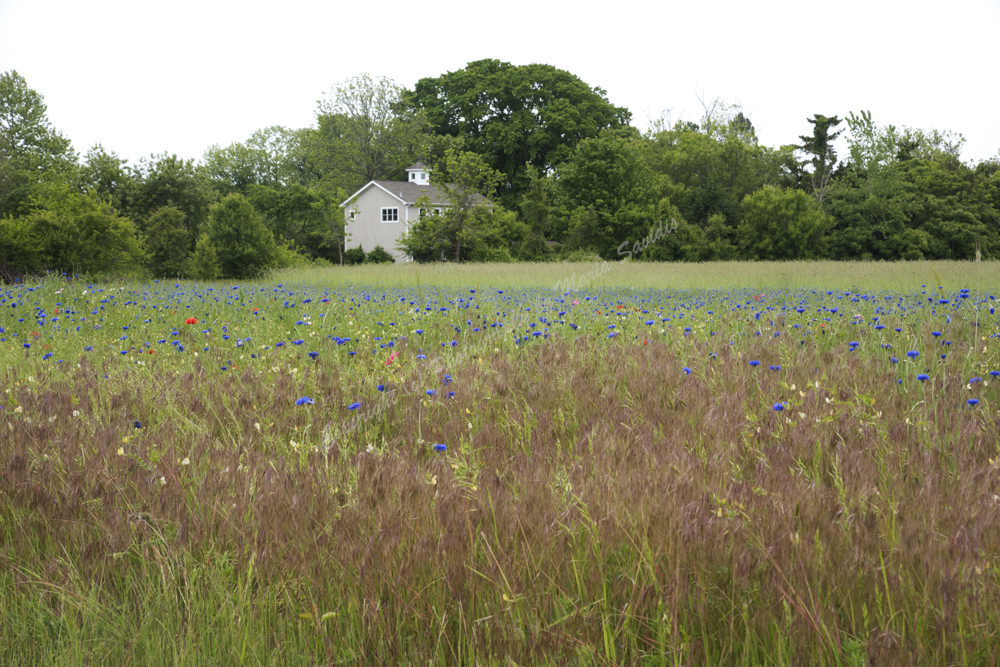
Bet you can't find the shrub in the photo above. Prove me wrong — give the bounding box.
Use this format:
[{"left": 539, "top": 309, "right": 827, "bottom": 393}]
[
  {"left": 364, "top": 245, "right": 395, "bottom": 264},
  {"left": 343, "top": 246, "right": 366, "bottom": 265}
]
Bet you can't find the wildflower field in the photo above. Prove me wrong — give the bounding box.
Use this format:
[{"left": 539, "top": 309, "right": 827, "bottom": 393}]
[{"left": 2, "top": 261, "right": 1000, "bottom": 666}]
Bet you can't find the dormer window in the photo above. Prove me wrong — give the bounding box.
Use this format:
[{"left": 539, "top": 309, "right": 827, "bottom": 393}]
[{"left": 410, "top": 172, "right": 416, "bottom": 180}]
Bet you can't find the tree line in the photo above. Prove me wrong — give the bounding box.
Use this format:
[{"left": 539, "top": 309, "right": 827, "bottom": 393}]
[{"left": 1, "top": 61, "right": 998, "bottom": 281}]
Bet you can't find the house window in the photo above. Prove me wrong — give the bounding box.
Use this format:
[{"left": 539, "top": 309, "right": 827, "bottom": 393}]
[
  {"left": 421, "top": 173, "right": 427, "bottom": 180},
  {"left": 381, "top": 207, "right": 399, "bottom": 222},
  {"left": 410, "top": 173, "right": 416, "bottom": 180}
]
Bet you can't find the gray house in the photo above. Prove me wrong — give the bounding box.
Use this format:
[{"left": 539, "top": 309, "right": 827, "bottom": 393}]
[{"left": 340, "top": 163, "right": 446, "bottom": 262}]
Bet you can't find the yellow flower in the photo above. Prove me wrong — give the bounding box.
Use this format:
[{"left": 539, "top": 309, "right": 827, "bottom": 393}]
[{"left": 117, "top": 447, "right": 124, "bottom": 456}]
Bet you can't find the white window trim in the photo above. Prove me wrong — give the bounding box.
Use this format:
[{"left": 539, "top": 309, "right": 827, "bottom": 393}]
[{"left": 381, "top": 207, "right": 399, "bottom": 223}]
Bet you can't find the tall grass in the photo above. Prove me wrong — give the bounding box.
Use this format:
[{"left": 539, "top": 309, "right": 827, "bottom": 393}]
[
  {"left": 270, "top": 259, "right": 1000, "bottom": 292},
  {"left": 1, "top": 264, "right": 999, "bottom": 665}
]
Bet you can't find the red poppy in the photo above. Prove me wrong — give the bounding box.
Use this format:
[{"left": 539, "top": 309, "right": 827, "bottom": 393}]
[
  {"left": 185, "top": 317, "right": 198, "bottom": 325},
  {"left": 148, "top": 350, "right": 155, "bottom": 354}
]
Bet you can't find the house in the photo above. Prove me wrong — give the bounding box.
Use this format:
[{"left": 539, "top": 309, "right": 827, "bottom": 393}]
[
  {"left": 341, "top": 162, "right": 491, "bottom": 262},
  {"left": 340, "top": 163, "right": 446, "bottom": 262}
]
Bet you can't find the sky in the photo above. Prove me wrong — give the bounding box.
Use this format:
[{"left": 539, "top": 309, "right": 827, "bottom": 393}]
[{"left": 2, "top": 0, "right": 998, "bottom": 167}]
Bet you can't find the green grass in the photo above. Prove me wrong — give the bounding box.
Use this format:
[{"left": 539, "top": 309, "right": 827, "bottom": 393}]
[
  {"left": 1, "top": 262, "right": 999, "bottom": 665},
  {"left": 272, "top": 259, "right": 1000, "bottom": 292}
]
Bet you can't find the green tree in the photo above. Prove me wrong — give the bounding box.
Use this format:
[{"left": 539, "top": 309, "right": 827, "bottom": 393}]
[
  {"left": 0, "top": 70, "right": 76, "bottom": 216},
  {"left": 556, "top": 131, "right": 666, "bottom": 259},
  {"left": 737, "top": 186, "right": 830, "bottom": 260},
  {"left": 202, "top": 126, "right": 308, "bottom": 195},
  {"left": 308, "top": 74, "right": 430, "bottom": 193},
  {"left": 128, "top": 153, "right": 217, "bottom": 245},
  {"left": 187, "top": 234, "right": 220, "bottom": 280},
  {"left": 0, "top": 180, "right": 144, "bottom": 275},
  {"left": 408, "top": 60, "right": 631, "bottom": 208},
  {"left": 398, "top": 150, "right": 523, "bottom": 262},
  {"left": 77, "top": 144, "right": 136, "bottom": 214},
  {"left": 798, "top": 114, "right": 843, "bottom": 206},
  {"left": 144, "top": 206, "right": 190, "bottom": 277},
  {"left": 205, "top": 194, "right": 278, "bottom": 278}
]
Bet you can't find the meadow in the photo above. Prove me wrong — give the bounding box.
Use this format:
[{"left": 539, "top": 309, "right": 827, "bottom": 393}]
[{"left": 2, "top": 260, "right": 999, "bottom": 666}]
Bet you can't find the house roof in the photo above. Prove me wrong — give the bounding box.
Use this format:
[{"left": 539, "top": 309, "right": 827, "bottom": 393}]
[
  {"left": 405, "top": 162, "right": 428, "bottom": 170},
  {"left": 342, "top": 179, "right": 490, "bottom": 207}
]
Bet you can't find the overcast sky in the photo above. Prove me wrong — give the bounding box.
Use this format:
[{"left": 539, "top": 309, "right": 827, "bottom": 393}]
[{"left": 2, "top": 0, "right": 998, "bottom": 167}]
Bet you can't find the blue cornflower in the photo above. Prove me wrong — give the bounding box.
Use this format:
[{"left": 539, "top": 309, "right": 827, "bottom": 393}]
[
  {"left": 447, "top": 391, "right": 455, "bottom": 398},
  {"left": 134, "top": 421, "right": 142, "bottom": 429},
  {"left": 416, "top": 354, "right": 427, "bottom": 360},
  {"left": 308, "top": 351, "right": 319, "bottom": 359},
  {"left": 769, "top": 365, "right": 781, "bottom": 371},
  {"left": 348, "top": 402, "right": 361, "bottom": 410},
  {"left": 990, "top": 371, "right": 1000, "bottom": 378},
  {"left": 749, "top": 360, "right": 760, "bottom": 367},
  {"left": 907, "top": 351, "right": 919, "bottom": 359},
  {"left": 917, "top": 374, "right": 929, "bottom": 382},
  {"left": 416, "top": 329, "right": 424, "bottom": 334},
  {"left": 426, "top": 389, "right": 437, "bottom": 397},
  {"left": 890, "top": 357, "right": 898, "bottom": 364},
  {"left": 932, "top": 331, "right": 941, "bottom": 337},
  {"left": 432, "top": 444, "right": 447, "bottom": 452},
  {"left": 968, "top": 399, "right": 979, "bottom": 406},
  {"left": 773, "top": 402, "right": 785, "bottom": 411},
  {"left": 377, "top": 384, "right": 385, "bottom": 391},
  {"left": 296, "top": 396, "right": 315, "bottom": 406},
  {"left": 683, "top": 367, "right": 692, "bottom": 375}
]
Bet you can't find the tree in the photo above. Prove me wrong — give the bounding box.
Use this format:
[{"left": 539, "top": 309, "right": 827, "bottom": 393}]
[
  {"left": 202, "top": 126, "right": 308, "bottom": 195},
  {"left": 0, "top": 70, "right": 76, "bottom": 216},
  {"left": 556, "top": 132, "right": 666, "bottom": 260},
  {"left": 77, "top": 144, "right": 136, "bottom": 214},
  {"left": 205, "top": 194, "right": 277, "bottom": 278},
  {"left": 397, "top": 150, "right": 524, "bottom": 262},
  {"left": 737, "top": 186, "right": 830, "bottom": 260},
  {"left": 127, "top": 153, "right": 217, "bottom": 243},
  {"left": 308, "top": 74, "right": 430, "bottom": 193},
  {"left": 798, "top": 114, "right": 843, "bottom": 205},
  {"left": 0, "top": 180, "right": 144, "bottom": 275},
  {"left": 408, "top": 60, "right": 631, "bottom": 208},
  {"left": 144, "top": 206, "right": 190, "bottom": 277}
]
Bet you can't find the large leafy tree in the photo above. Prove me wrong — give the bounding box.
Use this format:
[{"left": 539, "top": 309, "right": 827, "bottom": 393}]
[
  {"left": 737, "top": 186, "right": 830, "bottom": 260},
  {"left": 127, "top": 153, "right": 217, "bottom": 246},
  {"left": 0, "top": 70, "right": 76, "bottom": 216},
  {"left": 205, "top": 193, "right": 277, "bottom": 279},
  {"left": 308, "top": 74, "right": 430, "bottom": 193},
  {"left": 555, "top": 131, "right": 666, "bottom": 260},
  {"left": 0, "top": 180, "right": 144, "bottom": 276},
  {"left": 202, "top": 126, "right": 309, "bottom": 195},
  {"left": 408, "top": 60, "right": 631, "bottom": 209}
]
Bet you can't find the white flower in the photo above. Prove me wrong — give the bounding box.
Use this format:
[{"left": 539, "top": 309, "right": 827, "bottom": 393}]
[
  {"left": 254, "top": 423, "right": 261, "bottom": 432},
  {"left": 159, "top": 476, "right": 166, "bottom": 486},
  {"left": 181, "top": 457, "right": 190, "bottom": 466},
  {"left": 72, "top": 410, "right": 80, "bottom": 417}
]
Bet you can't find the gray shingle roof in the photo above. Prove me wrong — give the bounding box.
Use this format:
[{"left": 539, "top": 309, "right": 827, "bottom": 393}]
[
  {"left": 372, "top": 180, "right": 490, "bottom": 206},
  {"left": 406, "top": 162, "right": 429, "bottom": 170}
]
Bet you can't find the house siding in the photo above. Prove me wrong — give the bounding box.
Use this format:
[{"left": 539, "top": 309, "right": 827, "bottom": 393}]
[{"left": 344, "top": 186, "right": 410, "bottom": 261}]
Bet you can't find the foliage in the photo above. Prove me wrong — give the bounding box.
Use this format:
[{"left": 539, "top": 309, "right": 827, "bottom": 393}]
[
  {"left": 0, "top": 70, "right": 76, "bottom": 216},
  {"left": 187, "top": 233, "right": 220, "bottom": 280},
  {"left": 127, "top": 153, "right": 217, "bottom": 246},
  {"left": 409, "top": 60, "right": 631, "bottom": 208},
  {"left": 204, "top": 194, "right": 277, "bottom": 279},
  {"left": 0, "top": 180, "right": 144, "bottom": 276},
  {"left": 144, "top": 206, "right": 190, "bottom": 278},
  {"left": 363, "top": 245, "right": 395, "bottom": 264},
  {"left": 308, "top": 74, "right": 430, "bottom": 194},
  {"left": 798, "top": 114, "right": 843, "bottom": 205},
  {"left": 342, "top": 246, "right": 366, "bottom": 265},
  {"left": 737, "top": 186, "right": 831, "bottom": 260},
  {"left": 556, "top": 131, "right": 666, "bottom": 259},
  {"left": 202, "top": 126, "right": 309, "bottom": 195}
]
